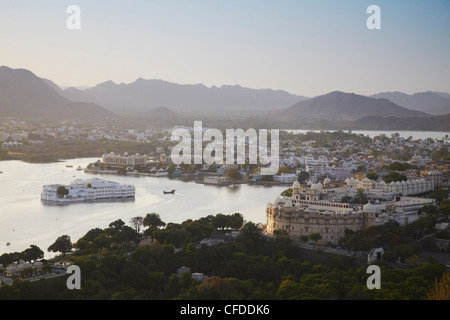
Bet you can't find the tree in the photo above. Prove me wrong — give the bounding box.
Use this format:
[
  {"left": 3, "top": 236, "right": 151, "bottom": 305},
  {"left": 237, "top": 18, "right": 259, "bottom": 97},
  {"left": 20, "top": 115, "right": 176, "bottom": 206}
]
[
  {"left": 47, "top": 235, "right": 72, "bottom": 257},
  {"left": 440, "top": 203, "right": 450, "bottom": 220},
  {"left": 425, "top": 272, "right": 450, "bottom": 300},
  {"left": 129, "top": 216, "right": 144, "bottom": 234},
  {"left": 430, "top": 188, "right": 449, "bottom": 204},
  {"left": 431, "top": 146, "right": 449, "bottom": 161},
  {"left": 340, "top": 195, "right": 352, "bottom": 204},
  {"left": 299, "top": 235, "right": 308, "bottom": 243},
  {"left": 109, "top": 219, "right": 125, "bottom": 231},
  {"left": 56, "top": 186, "right": 69, "bottom": 197},
  {"left": 167, "top": 164, "right": 176, "bottom": 174},
  {"left": 366, "top": 172, "right": 379, "bottom": 181},
  {"left": 273, "top": 229, "right": 294, "bottom": 258},
  {"left": 229, "top": 213, "right": 244, "bottom": 230},
  {"left": 81, "top": 228, "right": 103, "bottom": 242},
  {"left": 354, "top": 189, "right": 368, "bottom": 204},
  {"left": 297, "top": 172, "right": 310, "bottom": 184},
  {"left": 22, "top": 245, "right": 44, "bottom": 262},
  {"left": 212, "top": 213, "right": 229, "bottom": 230},
  {"left": 422, "top": 204, "right": 439, "bottom": 216},
  {"left": 112, "top": 226, "right": 141, "bottom": 247},
  {"left": 308, "top": 233, "right": 322, "bottom": 247},
  {"left": 277, "top": 166, "right": 292, "bottom": 175},
  {"left": 226, "top": 168, "right": 242, "bottom": 181},
  {"left": 184, "top": 220, "right": 213, "bottom": 242},
  {"left": 344, "top": 235, "right": 372, "bottom": 256},
  {"left": 93, "top": 233, "right": 112, "bottom": 249},
  {"left": 238, "top": 222, "right": 265, "bottom": 254},
  {"left": 385, "top": 162, "right": 412, "bottom": 171},
  {"left": 280, "top": 188, "right": 292, "bottom": 198},
  {"left": 143, "top": 213, "right": 166, "bottom": 230},
  {"left": 384, "top": 171, "right": 407, "bottom": 183}
]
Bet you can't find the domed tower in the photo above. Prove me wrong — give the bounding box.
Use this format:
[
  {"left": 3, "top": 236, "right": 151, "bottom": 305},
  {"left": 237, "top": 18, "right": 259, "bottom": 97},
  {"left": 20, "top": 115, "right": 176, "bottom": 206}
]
[{"left": 292, "top": 180, "right": 301, "bottom": 199}]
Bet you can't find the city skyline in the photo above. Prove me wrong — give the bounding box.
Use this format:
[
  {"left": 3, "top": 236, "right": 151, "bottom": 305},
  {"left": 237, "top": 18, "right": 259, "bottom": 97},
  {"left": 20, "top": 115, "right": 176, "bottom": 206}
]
[{"left": 1, "top": 0, "right": 449, "bottom": 97}]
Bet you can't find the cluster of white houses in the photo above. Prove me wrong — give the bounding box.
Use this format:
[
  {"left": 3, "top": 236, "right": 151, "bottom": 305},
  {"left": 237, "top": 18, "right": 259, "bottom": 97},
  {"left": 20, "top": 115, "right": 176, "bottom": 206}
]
[
  {"left": 2, "top": 262, "right": 44, "bottom": 278},
  {"left": 1, "top": 141, "right": 23, "bottom": 148},
  {"left": 265, "top": 178, "right": 436, "bottom": 244},
  {"left": 41, "top": 178, "right": 135, "bottom": 203},
  {"left": 340, "top": 176, "right": 435, "bottom": 200}
]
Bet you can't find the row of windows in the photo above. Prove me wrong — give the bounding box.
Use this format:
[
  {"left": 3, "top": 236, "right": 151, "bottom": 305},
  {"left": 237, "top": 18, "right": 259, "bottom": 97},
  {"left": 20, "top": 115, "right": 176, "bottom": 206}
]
[
  {"left": 277, "top": 224, "right": 357, "bottom": 233},
  {"left": 293, "top": 199, "right": 350, "bottom": 208},
  {"left": 274, "top": 217, "right": 362, "bottom": 224}
]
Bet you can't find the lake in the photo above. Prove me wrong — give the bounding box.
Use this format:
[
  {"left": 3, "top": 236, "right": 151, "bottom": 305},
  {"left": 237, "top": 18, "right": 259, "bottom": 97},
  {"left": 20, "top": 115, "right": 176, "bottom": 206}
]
[
  {"left": 285, "top": 130, "right": 449, "bottom": 140},
  {"left": 0, "top": 158, "right": 286, "bottom": 258}
]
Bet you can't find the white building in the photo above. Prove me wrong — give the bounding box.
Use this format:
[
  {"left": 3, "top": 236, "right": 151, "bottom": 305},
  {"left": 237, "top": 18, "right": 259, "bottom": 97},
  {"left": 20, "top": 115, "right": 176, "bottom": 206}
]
[
  {"left": 204, "top": 176, "right": 229, "bottom": 185},
  {"left": 41, "top": 178, "right": 135, "bottom": 203},
  {"left": 330, "top": 166, "right": 353, "bottom": 180},
  {"left": 304, "top": 156, "right": 329, "bottom": 166},
  {"left": 101, "top": 151, "right": 147, "bottom": 168},
  {"left": 421, "top": 170, "right": 443, "bottom": 188},
  {"left": 273, "top": 173, "right": 298, "bottom": 183},
  {"left": 346, "top": 177, "right": 434, "bottom": 197},
  {"left": 1, "top": 141, "right": 23, "bottom": 148}
]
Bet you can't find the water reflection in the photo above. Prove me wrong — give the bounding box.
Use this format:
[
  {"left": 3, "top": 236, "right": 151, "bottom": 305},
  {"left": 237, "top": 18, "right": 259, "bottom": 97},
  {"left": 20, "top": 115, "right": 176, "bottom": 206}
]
[
  {"left": 41, "top": 197, "right": 136, "bottom": 207},
  {"left": 0, "top": 158, "right": 286, "bottom": 257}
]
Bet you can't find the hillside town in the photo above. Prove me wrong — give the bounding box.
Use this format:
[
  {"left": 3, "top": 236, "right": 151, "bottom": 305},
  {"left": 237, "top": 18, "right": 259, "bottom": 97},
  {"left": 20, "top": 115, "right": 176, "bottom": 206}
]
[
  {"left": 2, "top": 118, "right": 449, "bottom": 230},
  {"left": 1, "top": 119, "right": 449, "bottom": 186},
  {"left": 1, "top": 121, "right": 450, "bottom": 301}
]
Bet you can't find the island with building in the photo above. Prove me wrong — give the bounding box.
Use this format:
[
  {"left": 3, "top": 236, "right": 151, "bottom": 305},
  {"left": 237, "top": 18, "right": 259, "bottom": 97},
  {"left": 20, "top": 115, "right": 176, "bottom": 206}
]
[{"left": 40, "top": 178, "right": 135, "bottom": 204}]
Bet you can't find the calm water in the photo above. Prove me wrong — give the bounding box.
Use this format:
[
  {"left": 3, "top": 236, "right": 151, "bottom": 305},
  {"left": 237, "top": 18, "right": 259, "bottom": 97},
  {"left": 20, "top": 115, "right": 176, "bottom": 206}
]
[
  {"left": 1, "top": 129, "right": 447, "bottom": 258},
  {"left": 0, "top": 158, "right": 286, "bottom": 258},
  {"left": 286, "top": 130, "right": 449, "bottom": 140}
]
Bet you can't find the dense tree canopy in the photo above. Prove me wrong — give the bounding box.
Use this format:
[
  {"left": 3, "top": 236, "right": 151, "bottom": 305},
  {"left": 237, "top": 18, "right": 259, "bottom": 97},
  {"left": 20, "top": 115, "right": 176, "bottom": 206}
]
[
  {"left": 0, "top": 212, "right": 448, "bottom": 300},
  {"left": 47, "top": 235, "right": 72, "bottom": 257}
]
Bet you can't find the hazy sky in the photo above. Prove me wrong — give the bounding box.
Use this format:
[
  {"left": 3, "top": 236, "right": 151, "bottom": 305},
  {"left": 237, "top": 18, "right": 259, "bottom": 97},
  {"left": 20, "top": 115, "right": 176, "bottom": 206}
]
[{"left": 1, "top": 0, "right": 449, "bottom": 97}]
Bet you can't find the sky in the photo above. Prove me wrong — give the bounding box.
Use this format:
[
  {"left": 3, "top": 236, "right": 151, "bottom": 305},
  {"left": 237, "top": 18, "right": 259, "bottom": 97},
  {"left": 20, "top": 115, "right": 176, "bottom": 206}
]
[{"left": 0, "top": 0, "right": 449, "bottom": 97}]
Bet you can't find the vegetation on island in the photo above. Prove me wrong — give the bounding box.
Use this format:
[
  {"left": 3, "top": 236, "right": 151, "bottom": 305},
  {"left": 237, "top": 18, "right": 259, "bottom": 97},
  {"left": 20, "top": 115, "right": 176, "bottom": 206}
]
[{"left": 56, "top": 186, "right": 69, "bottom": 197}]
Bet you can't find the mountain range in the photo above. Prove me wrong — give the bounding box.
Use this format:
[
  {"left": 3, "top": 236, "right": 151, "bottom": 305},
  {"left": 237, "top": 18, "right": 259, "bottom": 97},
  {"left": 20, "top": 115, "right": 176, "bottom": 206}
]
[
  {"left": 62, "top": 78, "right": 308, "bottom": 115},
  {"left": 370, "top": 91, "right": 450, "bottom": 115},
  {"left": 278, "top": 91, "right": 430, "bottom": 122},
  {"left": 0, "top": 65, "right": 449, "bottom": 131},
  {"left": 0, "top": 66, "right": 115, "bottom": 121}
]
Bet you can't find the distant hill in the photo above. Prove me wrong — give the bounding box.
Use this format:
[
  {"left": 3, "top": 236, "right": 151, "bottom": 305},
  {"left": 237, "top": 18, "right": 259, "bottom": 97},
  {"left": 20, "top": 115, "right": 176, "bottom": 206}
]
[
  {"left": 371, "top": 91, "right": 450, "bottom": 115},
  {"left": 277, "top": 91, "right": 430, "bottom": 122},
  {"left": 137, "top": 106, "right": 180, "bottom": 124},
  {"left": 433, "top": 91, "right": 450, "bottom": 100},
  {"left": 2, "top": 65, "right": 448, "bottom": 131},
  {"left": 61, "top": 78, "right": 308, "bottom": 114},
  {"left": 0, "top": 66, "right": 116, "bottom": 121}
]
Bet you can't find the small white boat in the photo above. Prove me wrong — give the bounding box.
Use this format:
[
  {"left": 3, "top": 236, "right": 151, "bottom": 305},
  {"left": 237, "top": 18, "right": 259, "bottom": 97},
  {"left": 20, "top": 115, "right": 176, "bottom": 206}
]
[{"left": 76, "top": 166, "right": 83, "bottom": 170}]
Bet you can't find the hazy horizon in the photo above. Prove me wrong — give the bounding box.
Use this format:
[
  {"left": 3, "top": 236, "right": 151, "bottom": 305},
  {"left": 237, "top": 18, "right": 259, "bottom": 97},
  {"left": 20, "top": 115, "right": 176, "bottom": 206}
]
[
  {"left": 55, "top": 78, "right": 450, "bottom": 98},
  {"left": 1, "top": 0, "right": 449, "bottom": 97}
]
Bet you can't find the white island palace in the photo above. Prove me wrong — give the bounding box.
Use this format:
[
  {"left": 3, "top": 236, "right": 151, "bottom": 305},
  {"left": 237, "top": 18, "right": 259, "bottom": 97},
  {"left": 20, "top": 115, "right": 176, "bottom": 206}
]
[{"left": 41, "top": 178, "right": 135, "bottom": 203}]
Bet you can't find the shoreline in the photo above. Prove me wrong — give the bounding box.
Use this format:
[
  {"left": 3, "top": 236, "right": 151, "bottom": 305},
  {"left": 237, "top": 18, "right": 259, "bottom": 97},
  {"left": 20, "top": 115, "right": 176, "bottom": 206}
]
[{"left": 84, "top": 168, "right": 292, "bottom": 187}]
